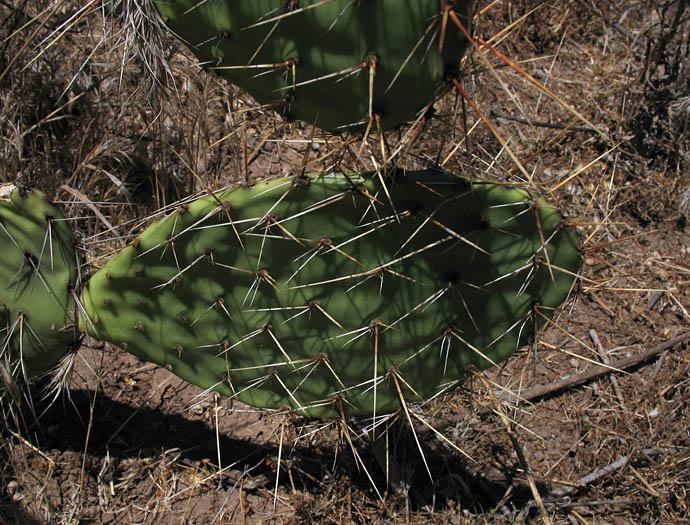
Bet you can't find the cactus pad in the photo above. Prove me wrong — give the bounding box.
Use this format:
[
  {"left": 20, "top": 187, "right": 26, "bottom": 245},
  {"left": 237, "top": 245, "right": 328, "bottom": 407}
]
[
  {"left": 0, "top": 184, "right": 80, "bottom": 378},
  {"left": 80, "top": 170, "right": 580, "bottom": 418},
  {"left": 153, "top": 0, "right": 471, "bottom": 132}
]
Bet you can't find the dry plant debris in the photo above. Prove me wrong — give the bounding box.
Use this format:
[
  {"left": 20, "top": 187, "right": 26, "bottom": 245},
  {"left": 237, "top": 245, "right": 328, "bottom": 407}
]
[{"left": 1, "top": 0, "right": 689, "bottom": 523}]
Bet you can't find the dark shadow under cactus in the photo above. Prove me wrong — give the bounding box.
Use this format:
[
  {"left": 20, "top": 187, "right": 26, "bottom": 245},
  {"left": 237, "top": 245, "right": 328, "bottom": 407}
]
[{"left": 3, "top": 381, "right": 544, "bottom": 520}]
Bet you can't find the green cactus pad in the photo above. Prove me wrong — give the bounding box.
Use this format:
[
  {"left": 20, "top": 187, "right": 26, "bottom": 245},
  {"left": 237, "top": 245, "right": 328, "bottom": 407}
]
[
  {"left": 81, "top": 170, "right": 581, "bottom": 417},
  {"left": 153, "top": 0, "right": 470, "bottom": 132},
  {"left": 0, "top": 184, "right": 80, "bottom": 378}
]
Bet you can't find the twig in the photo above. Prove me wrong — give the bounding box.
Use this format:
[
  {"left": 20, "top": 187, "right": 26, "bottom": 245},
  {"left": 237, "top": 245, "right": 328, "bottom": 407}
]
[
  {"left": 60, "top": 184, "right": 114, "bottom": 231},
  {"left": 646, "top": 282, "right": 670, "bottom": 311},
  {"left": 483, "top": 376, "right": 552, "bottom": 525},
  {"left": 497, "top": 332, "right": 690, "bottom": 405},
  {"left": 7, "top": 428, "right": 56, "bottom": 465},
  {"left": 422, "top": 332, "right": 690, "bottom": 436},
  {"left": 543, "top": 447, "right": 685, "bottom": 501},
  {"left": 489, "top": 111, "right": 598, "bottom": 133},
  {"left": 545, "top": 499, "right": 633, "bottom": 509},
  {"left": 589, "top": 330, "right": 626, "bottom": 407}
]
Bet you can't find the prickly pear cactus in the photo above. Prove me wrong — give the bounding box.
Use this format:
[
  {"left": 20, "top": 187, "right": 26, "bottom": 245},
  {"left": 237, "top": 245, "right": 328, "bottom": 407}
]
[
  {"left": 152, "top": 0, "right": 471, "bottom": 132},
  {"left": 0, "top": 184, "right": 80, "bottom": 378},
  {"left": 80, "top": 170, "right": 580, "bottom": 418}
]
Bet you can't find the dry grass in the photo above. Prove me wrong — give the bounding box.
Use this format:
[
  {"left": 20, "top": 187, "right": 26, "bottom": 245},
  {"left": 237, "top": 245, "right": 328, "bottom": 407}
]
[{"left": 1, "top": 0, "right": 689, "bottom": 523}]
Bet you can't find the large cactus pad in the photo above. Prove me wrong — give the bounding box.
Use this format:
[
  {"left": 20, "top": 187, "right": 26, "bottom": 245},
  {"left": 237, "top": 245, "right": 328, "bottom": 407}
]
[
  {"left": 153, "top": 0, "right": 471, "bottom": 132},
  {"left": 81, "top": 170, "right": 580, "bottom": 417},
  {"left": 0, "top": 184, "right": 80, "bottom": 378}
]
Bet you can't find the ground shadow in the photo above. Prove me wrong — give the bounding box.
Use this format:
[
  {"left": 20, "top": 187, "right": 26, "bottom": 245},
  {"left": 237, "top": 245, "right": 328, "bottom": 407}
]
[{"left": 4, "top": 387, "right": 544, "bottom": 520}]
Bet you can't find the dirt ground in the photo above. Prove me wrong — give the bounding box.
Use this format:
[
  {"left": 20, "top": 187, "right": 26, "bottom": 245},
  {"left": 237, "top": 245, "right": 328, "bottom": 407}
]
[{"left": 1, "top": 1, "right": 689, "bottom": 523}]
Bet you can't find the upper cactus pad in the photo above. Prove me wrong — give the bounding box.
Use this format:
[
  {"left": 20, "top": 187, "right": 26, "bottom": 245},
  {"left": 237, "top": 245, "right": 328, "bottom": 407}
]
[
  {"left": 153, "top": 0, "right": 471, "bottom": 132},
  {"left": 81, "top": 170, "right": 581, "bottom": 418},
  {"left": 0, "top": 184, "right": 80, "bottom": 378}
]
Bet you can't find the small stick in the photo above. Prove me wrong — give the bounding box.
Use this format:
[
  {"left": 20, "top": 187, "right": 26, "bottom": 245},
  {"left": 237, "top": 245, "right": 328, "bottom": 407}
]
[
  {"left": 7, "top": 428, "right": 55, "bottom": 465},
  {"left": 546, "top": 499, "right": 634, "bottom": 509},
  {"left": 490, "top": 111, "right": 597, "bottom": 133},
  {"left": 497, "top": 331, "right": 690, "bottom": 405},
  {"left": 629, "top": 465, "right": 660, "bottom": 497},
  {"left": 543, "top": 447, "right": 683, "bottom": 501},
  {"left": 589, "top": 330, "right": 626, "bottom": 407},
  {"left": 214, "top": 394, "right": 222, "bottom": 483},
  {"left": 646, "top": 282, "right": 670, "bottom": 311},
  {"left": 488, "top": 384, "right": 551, "bottom": 525}
]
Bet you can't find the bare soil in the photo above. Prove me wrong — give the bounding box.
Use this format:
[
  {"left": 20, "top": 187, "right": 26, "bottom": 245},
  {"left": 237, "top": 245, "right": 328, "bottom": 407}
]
[{"left": 1, "top": 1, "right": 689, "bottom": 524}]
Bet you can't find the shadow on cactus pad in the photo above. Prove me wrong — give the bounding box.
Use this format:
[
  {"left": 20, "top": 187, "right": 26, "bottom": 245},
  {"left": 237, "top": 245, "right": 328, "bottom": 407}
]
[
  {"left": 153, "top": 0, "right": 471, "bottom": 132},
  {"left": 0, "top": 184, "right": 80, "bottom": 380},
  {"left": 80, "top": 169, "right": 581, "bottom": 418}
]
